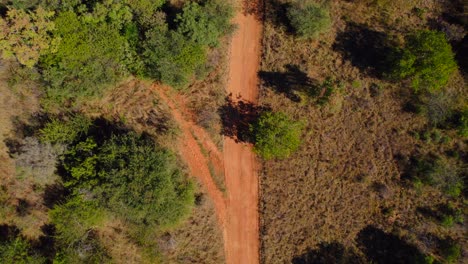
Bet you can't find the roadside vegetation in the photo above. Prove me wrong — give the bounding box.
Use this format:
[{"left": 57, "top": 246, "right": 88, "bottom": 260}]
[{"left": 0, "top": 0, "right": 232, "bottom": 262}]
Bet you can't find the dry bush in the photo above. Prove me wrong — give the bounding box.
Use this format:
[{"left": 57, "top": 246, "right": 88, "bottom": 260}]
[
  {"left": 259, "top": 0, "right": 467, "bottom": 263},
  {"left": 185, "top": 40, "right": 230, "bottom": 150},
  {"left": 82, "top": 79, "right": 177, "bottom": 149}
]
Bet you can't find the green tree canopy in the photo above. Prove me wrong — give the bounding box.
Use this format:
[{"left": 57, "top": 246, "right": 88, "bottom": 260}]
[
  {"left": 40, "top": 10, "right": 131, "bottom": 101},
  {"left": 250, "top": 111, "right": 303, "bottom": 160},
  {"left": 142, "top": 28, "right": 206, "bottom": 89},
  {"left": 0, "top": 7, "right": 56, "bottom": 68},
  {"left": 388, "top": 30, "right": 457, "bottom": 92},
  {"left": 175, "top": 0, "right": 234, "bottom": 47},
  {"left": 62, "top": 132, "right": 195, "bottom": 226},
  {"left": 286, "top": 1, "right": 331, "bottom": 39}
]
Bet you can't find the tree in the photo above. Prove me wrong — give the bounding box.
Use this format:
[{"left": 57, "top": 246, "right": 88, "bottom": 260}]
[
  {"left": 62, "top": 132, "right": 195, "bottom": 227},
  {"left": 175, "top": 0, "right": 235, "bottom": 47},
  {"left": 287, "top": 1, "right": 331, "bottom": 39},
  {"left": 0, "top": 237, "right": 46, "bottom": 264},
  {"left": 388, "top": 30, "right": 457, "bottom": 92},
  {"left": 40, "top": 10, "right": 131, "bottom": 101},
  {"left": 250, "top": 111, "right": 303, "bottom": 159},
  {"left": 0, "top": 7, "right": 56, "bottom": 68},
  {"left": 142, "top": 28, "right": 206, "bottom": 89}
]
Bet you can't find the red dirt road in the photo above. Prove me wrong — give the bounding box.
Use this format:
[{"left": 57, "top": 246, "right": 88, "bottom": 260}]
[
  {"left": 151, "top": 3, "right": 262, "bottom": 263},
  {"left": 224, "top": 7, "right": 262, "bottom": 264}
]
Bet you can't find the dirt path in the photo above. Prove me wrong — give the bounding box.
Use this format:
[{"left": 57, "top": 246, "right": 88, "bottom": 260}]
[
  {"left": 151, "top": 2, "right": 262, "bottom": 263},
  {"left": 152, "top": 85, "right": 227, "bottom": 225},
  {"left": 223, "top": 4, "right": 262, "bottom": 264}
]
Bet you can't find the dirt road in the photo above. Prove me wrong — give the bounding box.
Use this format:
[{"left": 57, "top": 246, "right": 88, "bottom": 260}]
[
  {"left": 224, "top": 5, "right": 262, "bottom": 264},
  {"left": 152, "top": 85, "right": 227, "bottom": 225},
  {"left": 152, "top": 2, "right": 263, "bottom": 263}
]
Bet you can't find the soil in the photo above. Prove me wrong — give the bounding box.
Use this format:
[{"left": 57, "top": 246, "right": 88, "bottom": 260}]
[
  {"left": 151, "top": 1, "right": 263, "bottom": 263},
  {"left": 151, "top": 85, "right": 227, "bottom": 225},
  {"left": 223, "top": 6, "right": 262, "bottom": 264}
]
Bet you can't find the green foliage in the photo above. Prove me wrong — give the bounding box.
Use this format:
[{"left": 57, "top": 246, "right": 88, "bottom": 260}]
[
  {"left": 40, "top": 115, "right": 92, "bottom": 144},
  {"left": 41, "top": 10, "right": 130, "bottom": 101},
  {"left": 50, "top": 196, "right": 106, "bottom": 246},
  {"left": 49, "top": 196, "right": 109, "bottom": 263},
  {"left": 251, "top": 111, "right": 303, "bottom": 160},
  {"left": 441, "top": 240, "right": 461, "bottom": 264},
  {"left": 63, "top": 137, "right": 99, "bottom": 188},
  {"left": 0, "top": 7, "right": 56, "bottom": 68},
  {"left": 126, "top": 0, "right": 165, "bottom": 27},
  {"left": 142, "top": 28, "right": 206, "bottom": 88},
  {"left": 0, "top": 237, "right": 46, "bottom": 264},
  {"left": 176, "top": 0, "right": 234, "bottom": 47},
  {"left": 411, "top": 156, "right": 463, "bottom": 197},
  {"left": 388, "top": 30, "right": 457, "bottom": 92},
  {"left": 62, "top": 132, "right": 195, "bottom": 226},
  {"left": 454, "top": 107, "right": 468, "bottom": 138},
  {"left": 286, "top": 1, "right": 332, "bottom": 39}
]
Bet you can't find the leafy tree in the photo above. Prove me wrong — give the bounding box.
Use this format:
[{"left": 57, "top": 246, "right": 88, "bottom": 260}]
[
  {"left": 49, "top": 196, "right": 110, "bottom": 263},
  {"left": 62, "top": 132, "right": 195, "bottom": 226},
  {"left": 0, "top": 237, "right": 46, "bottom": 264},
  {"left": 39, "top": 114, "right": 92, "bottom": 144},
  {"left": 0, "top": 7, "right": 56, "bottom": 68},
  {"left": 142, "top": 28, "right": 206, "bottom": 88},
  {"left": 388, "top": 30, "right": 457, "bottom": 92},
  {"left": 40, "top": 10, "right": 130, "bottom": 101},
  {"left": 411, "top": 156, "right": 463, "bottom": 197},
  {"left": 287, "top": 1, "right": 331, "bottom": 39},
  {"left": 126, "top": 0, "right": 165, "bottom": 27},
  {"left": 176, "top": 0, "right": 234, "bottom": 47},
  {"left": 250, "top": 111, "right": 303, "bottom": 159}
]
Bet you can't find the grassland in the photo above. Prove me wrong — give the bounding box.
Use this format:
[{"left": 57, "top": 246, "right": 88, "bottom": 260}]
[{"left": 259, "top": 0, "right": 467, "bottom": 263}]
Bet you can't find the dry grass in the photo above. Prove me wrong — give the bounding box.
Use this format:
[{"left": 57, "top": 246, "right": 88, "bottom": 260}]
[
  {"left": 259, "top": 0, "right": 467, "bottom": 263},
  {"left": 184, "top": 40, "right": 231, "bottom": 151},
  {"left": 160, "top": 185, "right": 225, "bottom": 264},
  {"left": 0, "top": 60, "right": 47, "bottom": 240}
]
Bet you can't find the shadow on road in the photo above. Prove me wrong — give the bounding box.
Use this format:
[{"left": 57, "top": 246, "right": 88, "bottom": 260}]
[{"left": 219, "top": 96, "right": 269, "bottom": 143}]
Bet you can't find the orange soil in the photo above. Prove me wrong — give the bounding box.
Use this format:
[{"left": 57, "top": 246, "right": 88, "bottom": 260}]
[
  {"left": 223, "top": 8, "right": 262, "bottom": 264},
  {"left": 151, "top": 3, "right": 262, "bottom": 263},
  {"left": 152, "top": 85, "right": 227, "bottom": 225}
]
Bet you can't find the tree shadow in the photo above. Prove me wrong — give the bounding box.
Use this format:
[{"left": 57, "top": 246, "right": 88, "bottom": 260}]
[
  {"left": 292, "top": 242, "right": 364, "bottom": 264},
  {"left": 242, "top": 0, "right": 265, "bottom": 22},
  {"left": 357, "top": 225, "right": 426, "bottom": 264},
  {"left": 219, "top": 96, "right": 269, "bottom": 143},
  {"left": 258, "top": 64, "right": 319, "bottom": 102},
  {"left": 262, "top": 0, "right": 294, "bottom": 33},
  {"left": 43, "top": 183, "right": 68, "bottom": 209},
  {"left": 333, "top": 23, "right": 394, "bottom": 77}
]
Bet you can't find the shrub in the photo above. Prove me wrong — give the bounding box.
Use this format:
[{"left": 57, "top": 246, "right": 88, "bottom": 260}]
[
  {"left": 387, "top": 30, "right": 457, "bottom": 92},
  {"left": 40, "top": 10, "right": 130, "bottom": 101},
  {"left": 0, "top": 237, "right": 46, "bottom": 264},
  {"left": 411, "top": 156, "right": 463, "bottom": 197},
  {"left": 50, "top": 196, "right": 106, "bottom": 247},
  {"left": 440, "top": 240, "right": 461, "bottom": 264},
  {"left": 62, "top": 132, "right": 195, "bottom": 226},
  {"left": 39, "top": 115, "right": 92, "bottom": 144},
  {"left": 142, "top": 28, "right": 206, "bottom": 88},
  {"left": 15, "top": 137, "right": 60, "bottom": 187},
  {"left": 250, "top": 111, "right": 303, "bottom": 159},
  {"left": 286, "top": 1, "right": 332, "bottom": 39},
  {"left": 49, "top": 196, "right": 110, "bottom": 263},
  {"left": 176, "top": 0, "right": 235, "bottom": 47}
]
